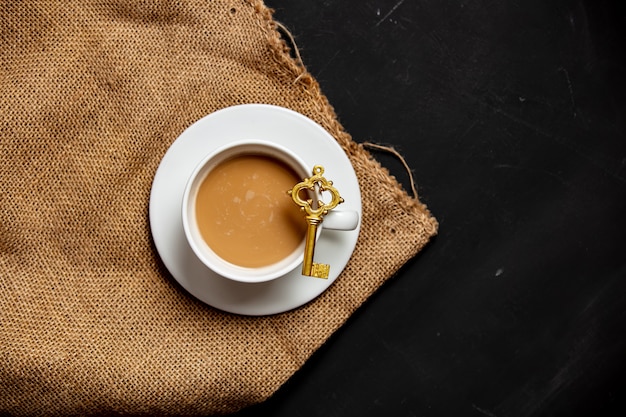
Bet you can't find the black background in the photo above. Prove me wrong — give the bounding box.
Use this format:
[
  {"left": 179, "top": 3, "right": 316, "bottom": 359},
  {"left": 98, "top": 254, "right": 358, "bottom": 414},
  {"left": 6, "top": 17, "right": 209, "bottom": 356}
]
[{"left": 232, "top": 1, "right": 626, "bottom": 416}]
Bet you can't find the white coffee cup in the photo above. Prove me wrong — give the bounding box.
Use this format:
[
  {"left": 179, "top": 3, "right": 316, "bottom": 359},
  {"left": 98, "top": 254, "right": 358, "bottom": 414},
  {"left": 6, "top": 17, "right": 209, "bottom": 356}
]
[{"left": 181, "top": 139, "right": 359, "bottom": 283}]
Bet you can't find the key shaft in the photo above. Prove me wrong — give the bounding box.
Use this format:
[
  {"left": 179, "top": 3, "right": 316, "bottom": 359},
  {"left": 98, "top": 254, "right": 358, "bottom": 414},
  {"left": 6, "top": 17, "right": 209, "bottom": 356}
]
[{"left": 302, "top": 217, "right": 320, "bottom": 276}]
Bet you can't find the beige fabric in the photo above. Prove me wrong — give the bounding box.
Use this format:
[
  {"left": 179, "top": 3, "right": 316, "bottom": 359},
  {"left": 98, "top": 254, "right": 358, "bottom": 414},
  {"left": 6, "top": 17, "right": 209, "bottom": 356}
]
[{"left": 0, "top": 0, "right": 438, "bottom": 415}]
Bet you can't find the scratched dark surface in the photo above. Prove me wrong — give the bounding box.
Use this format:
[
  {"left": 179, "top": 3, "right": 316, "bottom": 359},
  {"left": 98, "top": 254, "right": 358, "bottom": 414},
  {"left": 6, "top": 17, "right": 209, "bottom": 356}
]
[{"left": 231, "top": 1, "right": 626, "bottom": 416}]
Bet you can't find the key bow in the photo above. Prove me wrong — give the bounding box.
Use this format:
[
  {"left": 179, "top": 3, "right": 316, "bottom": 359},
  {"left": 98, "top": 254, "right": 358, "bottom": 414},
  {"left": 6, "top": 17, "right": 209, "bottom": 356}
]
[{"left": 289, "top": 165, "right": 343, "bottom": 216}]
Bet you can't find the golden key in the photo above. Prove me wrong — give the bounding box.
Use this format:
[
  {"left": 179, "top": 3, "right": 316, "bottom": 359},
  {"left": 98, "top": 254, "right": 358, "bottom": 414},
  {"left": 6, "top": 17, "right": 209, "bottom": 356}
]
[{"left": 288, "top": 165, "right": 344, "bottom": 278}]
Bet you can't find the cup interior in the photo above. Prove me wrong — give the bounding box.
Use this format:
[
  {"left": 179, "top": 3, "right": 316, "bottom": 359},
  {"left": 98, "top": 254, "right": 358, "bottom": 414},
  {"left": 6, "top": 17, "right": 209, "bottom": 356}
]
[{"left": 182, "top": 140, "right": 312, "bottom": 283}]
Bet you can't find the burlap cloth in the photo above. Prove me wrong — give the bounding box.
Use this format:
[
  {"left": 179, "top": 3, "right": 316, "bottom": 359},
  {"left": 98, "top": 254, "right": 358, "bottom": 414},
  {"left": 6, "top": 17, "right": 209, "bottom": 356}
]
[{"left": 0, "top": 1, "right": 437, "bottom": 415}]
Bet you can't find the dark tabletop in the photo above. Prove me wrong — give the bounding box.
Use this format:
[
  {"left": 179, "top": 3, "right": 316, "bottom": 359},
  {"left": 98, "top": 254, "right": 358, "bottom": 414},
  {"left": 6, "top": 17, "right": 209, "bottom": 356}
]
[{"left": 232, "top": 1, "right": 626, "bottom": 416}]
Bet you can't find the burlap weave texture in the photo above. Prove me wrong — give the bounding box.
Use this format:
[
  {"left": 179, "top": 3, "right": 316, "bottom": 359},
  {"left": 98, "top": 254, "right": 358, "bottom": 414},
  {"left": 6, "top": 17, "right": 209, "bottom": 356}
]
[{"left": 0, "top": 0, "right": 438, "bottom": 415}]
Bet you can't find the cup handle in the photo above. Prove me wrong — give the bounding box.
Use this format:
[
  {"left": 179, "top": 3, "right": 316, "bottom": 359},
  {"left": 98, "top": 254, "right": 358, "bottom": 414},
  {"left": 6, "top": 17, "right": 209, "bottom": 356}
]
[{"left": 323, "top": 210, "right": 360, "bottom": 231}]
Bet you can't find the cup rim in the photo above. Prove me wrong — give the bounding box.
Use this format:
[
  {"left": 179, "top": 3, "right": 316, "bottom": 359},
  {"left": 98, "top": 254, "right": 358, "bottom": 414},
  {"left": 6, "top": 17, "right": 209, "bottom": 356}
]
[{"left": 181, "top": 139, "right": 313, "bottom": 283}]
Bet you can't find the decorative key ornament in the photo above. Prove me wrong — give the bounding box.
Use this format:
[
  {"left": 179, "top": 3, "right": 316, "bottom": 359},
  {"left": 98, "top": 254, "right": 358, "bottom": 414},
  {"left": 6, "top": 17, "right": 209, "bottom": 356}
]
[{"left": 288, "top": 165, "right": 344, "bottom": 278}]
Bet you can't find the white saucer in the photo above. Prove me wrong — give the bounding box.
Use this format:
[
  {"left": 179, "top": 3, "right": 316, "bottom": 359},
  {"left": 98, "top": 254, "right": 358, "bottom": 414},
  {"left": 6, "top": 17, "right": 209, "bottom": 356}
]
[{"left": 149, "top": 104, "right": 362, "bottom": 315}]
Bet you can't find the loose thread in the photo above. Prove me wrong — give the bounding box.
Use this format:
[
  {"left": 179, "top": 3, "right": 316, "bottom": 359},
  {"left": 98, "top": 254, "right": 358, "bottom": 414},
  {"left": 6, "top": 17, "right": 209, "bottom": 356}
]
[
  {"left": 362, "top": 142, "right": 419, "bottom": 199},
  {"left": 272, "top": 24, "right": 419, "bottom": 199},
  {"left": 274, "top": 20, "right": 306, "bottom": 83}
]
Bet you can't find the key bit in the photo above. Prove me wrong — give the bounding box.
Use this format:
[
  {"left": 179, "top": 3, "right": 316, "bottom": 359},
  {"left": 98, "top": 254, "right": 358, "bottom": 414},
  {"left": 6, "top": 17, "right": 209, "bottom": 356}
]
[{"left": 288, "top": 165, "right": 344, "bottom": 278}]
